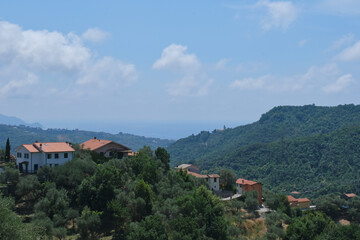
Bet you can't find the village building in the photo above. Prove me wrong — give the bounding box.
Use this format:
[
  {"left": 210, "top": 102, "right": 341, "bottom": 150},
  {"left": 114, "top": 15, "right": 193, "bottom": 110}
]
[
  {"left": 175, "top": 164, "right": 219, "bottom": 191},
  {"left": 16, "top": 142, "right": 75, "bottom": 173},
  {"left": 236, "top": 178, "right": 263, "bottom": 204},
  {"left": 81, "top": 137, "right": 133, "bottom": 159},
  {"left": 175, "top": 163, "right": 200, "bottom": 173},
  {"left": 287, "top": 195, "right": 311, "bottom": 209},
  {"left": 341, "top": 193, "right": 357, "bottom": 200}
]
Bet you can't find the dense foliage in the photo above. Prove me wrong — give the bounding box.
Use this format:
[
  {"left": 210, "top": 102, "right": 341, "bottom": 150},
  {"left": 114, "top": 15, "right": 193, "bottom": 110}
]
[
  {"left": 168, "top": 104, "right": 360, "bottom": 197},
  {"left": 0, "top": 124, "right": 173, "bottom": 152},
  {"left": 0, "top": 147, "right": 228, "bottom": 239}
]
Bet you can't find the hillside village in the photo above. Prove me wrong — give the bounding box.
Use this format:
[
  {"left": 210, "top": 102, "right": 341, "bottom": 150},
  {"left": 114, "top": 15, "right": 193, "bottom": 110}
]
[{"left": 1, "top": 133, "right": 360, "bottom": 239}]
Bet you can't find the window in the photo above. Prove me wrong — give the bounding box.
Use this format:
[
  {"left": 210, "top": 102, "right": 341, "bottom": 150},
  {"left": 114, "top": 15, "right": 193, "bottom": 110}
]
[
  {"left": 49, "top": 164, "right": 52, "bottom": 168},
  {"left": 109, "top": 151, "right": 114, "bottom": 157},
  {"left": 17, "top": 152, "right": 22, "bottom": 158},
  {"left": 100, "top": 152, "right": 104, "bottom": 156},
  {"left": 64, "top": 153, "right": 68, "bottom": 158},
  {"left": 48, "top": 154, "right": 52, "bottom": 159},
  {"left": 34, "top": 164, "right": 38, "bottom": 172},
  {"left": 55, "top": 153, "right": 59, "bottom": 159},
  {"left": 214, "top": 178, "right": 217, "bottom": 182},
  {"left": 24, "top": 153, "right": 29, "bottom": 159},
  {"left": 55, "top": 164, "right": 59, "bottom": 167}
]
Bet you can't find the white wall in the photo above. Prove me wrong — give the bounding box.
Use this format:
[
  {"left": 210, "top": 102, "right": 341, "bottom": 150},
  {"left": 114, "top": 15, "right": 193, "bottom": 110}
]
[
  {"left": 208, "top": 177, "right": 219, "bottom": 191},
  {"left": 236, "top": 184, "right": 243, "bottom": 194}
]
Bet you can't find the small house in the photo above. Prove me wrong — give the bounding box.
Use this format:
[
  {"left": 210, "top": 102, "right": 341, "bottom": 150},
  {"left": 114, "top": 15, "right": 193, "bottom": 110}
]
[
  {"left": 236, "top": 178, "right": 263, "bottom": 204},
  {"left": 81, "top": 137, "right": 133, "bottom": 159}
]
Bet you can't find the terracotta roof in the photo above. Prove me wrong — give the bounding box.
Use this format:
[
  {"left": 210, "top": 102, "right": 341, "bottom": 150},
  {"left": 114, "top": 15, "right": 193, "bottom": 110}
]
[
  {"left": 291, "top": 191, "right": 300, "bottom": 194},
  {"left": 345, "top": 193, "right": 357, "bottom": 198},
  {"left": 81, "top": 138, "right": 112, "bottom": 151},
  {"left": 287, "top": 195, "right": 297, "bottom": 202},
  {"left": 297, "top": 198, "right": 310, "bottom": 203},
  {"left": 33, "top": 142, "right": 75, "bottom": 153},
  {"left": 236, "top": 178, "right": 258, "bottom": 185},
  {"left": 208, "top": 174, "right": 220, "bottom": 178},
  {"left": 187, "top": 171, "right": 207, "bottom": 178},
  {"left": 81, "top": 138, "right": 131, "bottom": 151},
  {"left": 22, "top": 144, "right": 40, "bottom": 153}
]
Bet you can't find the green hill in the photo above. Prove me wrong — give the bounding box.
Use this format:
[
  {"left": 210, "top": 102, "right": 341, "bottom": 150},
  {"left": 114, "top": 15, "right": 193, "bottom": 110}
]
[
  {"left": 168, "top": 104, "right": 360, "bottom": 197},
  {"left": 0, "top": 124, "right": 174, "bottom": 152}
]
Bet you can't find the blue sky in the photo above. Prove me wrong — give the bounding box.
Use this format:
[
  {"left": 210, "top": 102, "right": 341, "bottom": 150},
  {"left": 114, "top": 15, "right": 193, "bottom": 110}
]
[{"left": 1, "top": 0, "right": 360, "bottom": 138}]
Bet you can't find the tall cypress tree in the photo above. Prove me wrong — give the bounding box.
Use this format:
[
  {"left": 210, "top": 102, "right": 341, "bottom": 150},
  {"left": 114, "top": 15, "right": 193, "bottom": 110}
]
[{"left": 5, "top": 137, "right": 10, "bottom": 162}]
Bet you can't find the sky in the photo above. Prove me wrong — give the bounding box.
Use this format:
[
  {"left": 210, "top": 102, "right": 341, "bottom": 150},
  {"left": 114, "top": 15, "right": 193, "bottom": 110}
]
[{"left": 0, "top": 0, "right": 360, "bottom": 139}]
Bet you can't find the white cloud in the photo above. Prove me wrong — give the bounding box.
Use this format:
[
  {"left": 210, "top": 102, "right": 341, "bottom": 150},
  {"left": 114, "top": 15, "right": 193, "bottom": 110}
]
[
  {"left": 319, "top": 0, "right": 360, "bottom": 16},
  {"left": 322, "top": 74, "right": 354, "bottom": 93},
  {"left": 215, "top": 58, "right": 231, "bottom": 70},
  {"left": 329, "top": 34, "right": 355, "bottom": 51},
  {"left": 335, "top": 40, "right": 360, "bottom": 61},
  {"left": 82, "top": 28, "right": 109, "bottom": 43},
  {"left": 257, "top": 0, "right": 298, "bottom": 30},
  {"left": 153, "top": 44, "right": 200, "bottom": 73},
  {"left": 230, "top": 64, "right": 354, "bottom": 93},
  {"left": 298, "top": 39, "right": 308, "bottom": 47},
  {"left": 0, "top": 71, "right": 38, "bottom": 96},
  {"left": 77, "top": 57, "right": 137, "bottom": 87},
  {"left": 0, "top": 21, "right": 137, "bottom": 98},
  {"left": 154, "top": 44, "right": 212, "bottom": 97},
  {"left": 230, "top": 75, "right": 269, "bottom": 89}
]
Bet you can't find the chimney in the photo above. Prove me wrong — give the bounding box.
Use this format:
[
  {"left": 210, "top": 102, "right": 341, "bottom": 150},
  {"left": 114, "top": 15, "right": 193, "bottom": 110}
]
[
  {"left": 40, "top": 143, "right": 42, "bottom": 150},
  {"left": 35, "top": 140, "right": 38, "bottom": 143},
  {"left": 242, "top": 179, "right": 244, "bottom": 184},
  {"left": 94, "top": 137, "right": 97, "bottom": 139}
]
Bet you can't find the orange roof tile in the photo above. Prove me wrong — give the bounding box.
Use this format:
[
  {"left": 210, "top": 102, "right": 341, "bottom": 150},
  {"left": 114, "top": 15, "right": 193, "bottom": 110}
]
[
  {"left": 187, "top": 171, "right": 208, "bottom": 178},
  {"left": 22, "top": 144, "right": 40, "bottom": 153},
  {"left": 208, "top": 174, "right": 220, "bottom": 178},
  {"left": 287, "top": 195, "right": 298, "bottom": 202},
  {"left": 297, "top": 198, "right": 310, "bottom": 203},
  {"left": 345, "top": 193, "right": 357, "bottom": 198},
  {"left": 236, "top": 178, "right": 258, "bottom": 185},
  {"left": 81, "top": 138, "right": 112, "bottom": 151},
  {"left": 33, "top": 142, "right": 75, "bottom": 153}
]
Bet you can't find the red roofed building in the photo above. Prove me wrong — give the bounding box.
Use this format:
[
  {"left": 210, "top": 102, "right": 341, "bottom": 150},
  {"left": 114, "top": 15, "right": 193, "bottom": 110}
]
[
  {"left": 81, "top": 137, "right": 133, "bottom": 159},
  {"left": 16, "top": 142, "right": 75, "bottom": 173},
  {"left": 236, "top": 178, "right": 263, "bottom": 204},
  {"left": 287, "top": 195, "right": 311, "bottom": 209},
  {"left": 342, "top": 193, "right": 357, "bottom": 200}
]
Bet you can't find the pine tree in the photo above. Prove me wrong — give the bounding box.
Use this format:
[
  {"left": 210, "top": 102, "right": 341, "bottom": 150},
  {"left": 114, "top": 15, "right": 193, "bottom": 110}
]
[{"left": 5, "top": 138, "right": 10, "bottom": 162}]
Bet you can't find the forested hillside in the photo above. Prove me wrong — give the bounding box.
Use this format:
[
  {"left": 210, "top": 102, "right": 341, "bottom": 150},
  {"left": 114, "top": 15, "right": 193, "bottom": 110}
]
[
  {"left": 168, "top": 104, "right": 360, "bottom": 197},
  {"left": 0, "top": 125, "right": 173, "bottom": 152}
]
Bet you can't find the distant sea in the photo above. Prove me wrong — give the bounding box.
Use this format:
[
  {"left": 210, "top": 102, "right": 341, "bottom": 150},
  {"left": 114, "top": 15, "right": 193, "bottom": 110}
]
[{"left": 42, "top": 120, "right": 247, "bottom": 140}]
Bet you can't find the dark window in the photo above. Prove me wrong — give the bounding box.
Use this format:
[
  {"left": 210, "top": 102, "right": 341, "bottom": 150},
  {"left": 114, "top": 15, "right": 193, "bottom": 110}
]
[
  {"left": 64, "top": 153, "right": 68, "bottom": 158},
  {"left": 48, "top": 154, "right": 52, "bottom": 159},
  {"left": 109, "top": 152, "right": 114, "bottom": 157},
  {"left": 49, "top": 164, "right": 52, "bottom": 167},
  {"left": 55, "top": 164, "right": 59, "bottom": 167},
  {"left": 100, "top": 152, "right": 104, "bottom": 156},
  {"left": 34, "top": 164, "right": 38, "bottom": 172},
  {"left": 55, "top": 153, "right": 59, "bottom": 159},
  {"left": 17, "top": 152, "right": 22, "bottom": 158},
  {"left": 24, "top": 153, "right": 29, "bottom": 159},
  {"left": 117, "top": 152, "right": 124, "bottom": 159},
  {"left": 214, "top": 178, "right": 217, "bottom": 182}
]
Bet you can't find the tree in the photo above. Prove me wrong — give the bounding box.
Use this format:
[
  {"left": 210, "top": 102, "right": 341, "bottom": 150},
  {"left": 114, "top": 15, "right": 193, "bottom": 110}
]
[
  {"left": 220, "top": 168, "right": 236, "bottom": 191},
  {"left": 134, "top": 179, "right": 153, "bottom": 219},
  {"left": 5, "top": 138, "right": 10, "bottom": 162},
  {"left": 77, "top": 206, "right": 101, "bottom": 239},
  {"left": 155, "top": 147, "right": 170, "bottom": 171}
]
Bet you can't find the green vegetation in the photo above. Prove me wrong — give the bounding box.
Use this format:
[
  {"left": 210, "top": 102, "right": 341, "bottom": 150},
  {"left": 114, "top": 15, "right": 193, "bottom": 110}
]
[{"left": 168, "top": 104, "right": 360, "bottom": 198}]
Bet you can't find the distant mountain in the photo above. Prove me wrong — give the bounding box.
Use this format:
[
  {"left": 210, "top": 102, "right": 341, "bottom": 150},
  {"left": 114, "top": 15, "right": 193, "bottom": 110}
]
[
  {"left": 167, "top": 104, "right": 360, "bottom": 197},
  {"left": 0, "top": 113, "right": 42, "bottom": 128},
  {"left": 0, "top": 124, "right": 174, "bottom": 152}
]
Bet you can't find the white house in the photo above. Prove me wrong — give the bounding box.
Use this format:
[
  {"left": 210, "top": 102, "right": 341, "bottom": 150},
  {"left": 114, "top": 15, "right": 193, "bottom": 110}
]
[
  {"left": 187, "top": 171, "right": 220, "bottom": 191},
  {"left": 16, "top": 142, "right": 75, "bottom": 173}
]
